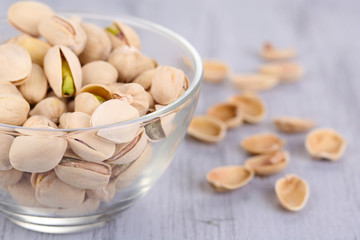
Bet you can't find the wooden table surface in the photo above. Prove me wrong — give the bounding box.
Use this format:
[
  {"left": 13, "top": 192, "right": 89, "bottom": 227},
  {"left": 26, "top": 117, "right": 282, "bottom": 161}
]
[{"left": 1, "top": 0, "right": 360, "bottom": 239}]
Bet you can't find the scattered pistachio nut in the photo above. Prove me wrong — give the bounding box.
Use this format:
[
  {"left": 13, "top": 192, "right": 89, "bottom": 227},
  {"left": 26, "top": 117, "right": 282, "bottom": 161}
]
[
  {"left": 202, "top": 59, "right": 229, "bottom": 83},
  {"left": 81, "top": 61, "right": 118, "bottom": 86},
  {"left": 260, "top": 42, "right": 296, "bottom": 61},
  {"left": 273, "top": 117, "right": 315, "bottom": 133},
  {"left": 244, "top": 151, "right": 289, "bottom": 176},
  {"left": 187, "top": 115, "right": 227, "bottom": 143},
  {"left": 207, "top": 166, "right": 254, "bottom": 192},
  {"left": 29, "top": 97, "right": 67, "bottom": 123},
  {"left": 231, "top": 73, "right": 279, "bottom": 91},
  {"left": 105, "top": 21, "right": 141, "bottom": 49},
  {"left": 133, "top": 69, "right": 155, "bottom": 90},
  {"left": 207, "top": 102, "right": 243, "bottom": 128},
  {"left": 259, "top": 62, "right": 304, "bottom": 82},
  {"left": 305, "top": 128, "right": 346, "bottom": 161},
  {"left": 241, "top": 133, "right": 285, "bottom": 154},
  {"left": 275, "top": 174, "right": 309, "bottom": 211}
]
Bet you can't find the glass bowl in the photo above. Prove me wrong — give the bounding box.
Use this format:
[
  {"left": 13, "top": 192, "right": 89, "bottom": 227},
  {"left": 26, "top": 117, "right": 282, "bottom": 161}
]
[{"left": 0, "top": 12, "right": 203, "bottom": 233}]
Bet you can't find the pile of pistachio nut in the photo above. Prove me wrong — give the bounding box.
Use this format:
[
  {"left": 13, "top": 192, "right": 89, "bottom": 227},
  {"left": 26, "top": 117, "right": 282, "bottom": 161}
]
[{"left": 0, "top": 1, "right": 189, "bottom": 212}]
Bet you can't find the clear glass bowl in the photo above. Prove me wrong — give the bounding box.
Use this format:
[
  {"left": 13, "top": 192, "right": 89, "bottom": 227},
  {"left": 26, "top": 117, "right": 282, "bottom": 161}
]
[{"left": 0, "top": 13, "right": 203, "bottom": 233}]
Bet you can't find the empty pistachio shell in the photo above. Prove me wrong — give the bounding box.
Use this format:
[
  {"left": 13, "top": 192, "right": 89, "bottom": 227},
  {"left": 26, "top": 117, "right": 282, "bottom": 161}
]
[
  {"left": 203, "top": 59, "right": 230, "bottom": 83},
  {"left": 273, "top": 117, "right": 315, "bottom": 133},
  {"left": 245, "top": 151, "right": 289, "bottom": 176},
  {"left": 228, "top": 92, "right": 266, "bottom": 123},
  {"left": 0, "top": 97, "right": 30, "bottom": 126},
  {"left": 150, "top": 66, "right": 186, "bottom": 105},
  {"left": 78, "top": 23, "right": 112, "bottom": 64},
  {"left": 18, "top": 63, "right": 48, "bottom": 104},
  {"left": 34, "top": 171, "right": 85, "bottom": 208},
  {"left": 259, "top": 62, "right": 304, "bottom": 82},
  {"left": 187, "top": 115, "right": 227, "bottom": 143},
  {"left": 231, "top": 74, "right": 279, "bottom": 91},
  {"left": 260, "top": 43, "right": 296, "bottom": 61},
  {"left": 207, "top": 166, "right": 254, "bottom": 192},
  {"left": 7, "top": 1, "right": 54, "bottom": 36},
  {"left": 0, "top": 82, "right": 24, "bottom": 99},
  {"left": 207, "top": 102, "right": 243, "bottom": 128},
  {"left": 241, "top": 133, "right": 285, "bottom": 154},
  {"left": 0, "top": 168, "right": 22, "bottom": 187},
  {"left": 275, "top": 174, "right": 309, "bottom": 211},
  {"left": 0, "top": 133, "right": 15, "bottom": 170},
  {"left": 55, "top": 157, "right": 111, "bottom": 189},
  {"left": 9, "top": 136, "right": 67, "bottom": 173},
  {"left": 0, "top": 44, "right": 32, "bottom": 85},
  {"left": 29, "top": 97, "right": 67, "bottom": 123},
  {"left": 74, "top": 92, "right": 101, "bottom": 115},
  {"left": 108, "top": 46, "right": 155, "bottom": 83},
  {"left": 105, "top": 22, "right": 141, "bottom": 49},
  {"left": 86, "top": 181, "right": 116, "bottom": 202},
  {"left": 78, "top": 83, "right": 113, "bottom": 101},
  {"left": 305, "top": 128, "right": 346, "bottom": 161},
  {"left": 38, "top": 15, "right": 87, "bottom": 55},
  {"left": 59, "top": 111, "right": 91, "bottom": 129},
  {"left": 82, "top": 61, "right": 118, "bottom": 86},
  {"left": 44, "top": 45, "right": 82, "bottom": 98},
  {"left": 113, "top": 83, "right": 149, "bottom": 116},
  {"left": 133, "top": 69, "right": 155, "bottom": 90}
]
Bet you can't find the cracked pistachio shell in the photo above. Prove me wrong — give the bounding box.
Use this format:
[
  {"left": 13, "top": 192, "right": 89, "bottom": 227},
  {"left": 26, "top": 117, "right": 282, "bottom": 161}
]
[
  {"left": 230, "top": 74, "right": 279, "bottom": 91},
  {"left": 207, "top": 102, "right": 243, "bottom": 129},
  {"left": 0, "top": 133, "right": 15, "bottom": 170},
  {"left": 9, "top": 136, "right": 67, "bottom": 173},
  {"left": 150, "top": 66, "right": 186, "bottom": 105},
  {"left": 0, "top": 82, "right": 24, "bottom": 98},
  {"left": 7, "top": 1, "right": 54, "bottom": 37},
  {"left": 245, "top": 151, "right": 289, "bottom": 176},
  {"left": 133, "top": 69, "right": 155, "bottom": 90},
  {"left": 108, "top": 46, "right": 155, "bottom": 83},
  {"left": 273, "top": 117, "right": 315, "bottom": 133},
  {"left": 82, "top": 61, "right": 118, "bottom": 86},
  {"left": 260, "top": 42, "right": 296, "bottom": 61},
  {"left": 241, "top": 133, "right": 285, "bottom": 154},
  {"left": 203, "top": 59, "right": 230, "bottom": 83},
  {"left": 207, "top": 166, "right": 254, "bottom": 192},
  {"left": 106, "top": 129, "right": 147, "bottom": 165},
  {"left": 74, "top": 92, "right": 101, "bottom": 115},
  {"left": 86, "top": 180, "right": 116, "bottom": 203},
  {"left": 29, "top": 97, "right": 67, "bottom": 123},
  {"left": 38, "top": 15, "right": 87, "bottom": 55},
  {"left": 59, "top": 112, "right": 91, "bottom": 129},
  {"left": 79, "top": 23, "right": 112, "bottom": 64},
  {"left": 305, "top": 128, "right": 346, "bottom": 161},
  {"left": 259, "top": 62, "right": 304, "bottom": 82},
  {"left": 54, "top": 157, "right": 111, "bottom": 189},
  {"left": 0, "top": 97, "right": 30, "bottom": 126},
  {"left": 275, "top": 174, "right": 309, "bottom": 211},
  {"left": 91, "top": 100, "right": 140, "bottom": 143},
  {"left": 78, "top": 84, "right": 113, "bottom": 100},
  {"left": 0, "top": 44, "right": 32, "bottom": 85},
  {"left": 34, "top": 171, "right": 85, "bottom": 208},
  {"left": 112, "top": 83, "right": 149, "bottom": 116},
  {"left": 44, "top": 45, "right": 82, "bottom": 98},
  {"left": 18, "top": 63, "right": 48, "bottom": 104},
  {"left": 187, "top": 115, "right": 227, "bottom": 143},
  {"left": 0, "top": 168, "right": 23, "bottom": 187},
  {"left": 105, "top": 22, "right": 141, "bottom": 49}
]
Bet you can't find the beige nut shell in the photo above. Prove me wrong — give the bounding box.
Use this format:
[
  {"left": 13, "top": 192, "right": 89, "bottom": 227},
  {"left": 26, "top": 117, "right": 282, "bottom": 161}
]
[
  {"left": 207, "top": 102, "right": 243, "bottom": 128},
  {"left": 260, "top": 43, "right": 296, "bottom": 61},
  {"left": 231, "top": 74, "right": 279, "bottom": 91},
  {"left": 244, "top": 151, "right": 289, "bottom": 176},
  {"left": 259, "top": 62, "right": 304, "bottom": 82},
  {"left": 273, "top": 117, "right": 315, "bottom": 133},
  {"left": 187, "top": 115, "right": 227, "bottom": 143},
  {"left": 82, "top": 61, "right": 118, "bottom": 86},
  {"left": 203, "top": 59, "right": 229, "bottom": 83},
  {"left": 241, "top": 133, "right": 285, "bottom": 154}
]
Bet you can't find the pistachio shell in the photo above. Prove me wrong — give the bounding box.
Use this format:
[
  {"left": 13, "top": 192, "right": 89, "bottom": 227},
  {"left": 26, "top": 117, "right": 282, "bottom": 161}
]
[
  {"left": 55, "top": 157, "right": 111, "bottom": 189},
  {"left": 43, "top": 45, "right": 82, "bottom": 98},
  {"left": 207, "top": 102, "right": 243, "bottom": 128},
  {"left": 0, "top": 133, "right": 15, "bottom": 170},
  {"left": 260, "top": 43, "right": 296, "bottom": 61},
  {"left": 78, "top": 84, "right": 113, "bottom": 100},
  {"left": 275, "top": 174, "right": 309, "bottom": 211},
  {"left": 228, "top": 92, "right": 266, "bottom": 123},
  {"left": 59, "top": 111, "right": 91, "bottom": 129},
  {"left": 133, "top": 69, "right": 155, "bottom": 90},
  {"left": 74, "top": 92, "right": 101, "bottom": 115},
  {"left": 305, "top": 128, "right": 346, "bottom": 161},
  {"left": 273, "top": 117, "right": 315, "bottom": 133},
  {"left": 29, "top": 97, "right": 67, "bottom": 123},
  {"left": 78, "top": 23, "right": 112, "bottom": 64},
  {"left": 7, "top": 1, "right": 54, "bottom": 36},
  {"left": 0, "top": 168, "right": 22, "bottom": 187},
  {"left": 112, "top": 83, "right": 149, "bottom": 116},
  {"left": 18, "top": 63, "right": 48, "bottom": 104},
  {"left": 38, "top": 15, "right": 87, "bottom": 55},
  {"left": 207, "top": 166, "right": 254, "bottom": 192},
  {"left": 259, "top": 62, "right": 304, "bottom": 82},
  {"left": 23, "top": 115, "right": 57, "bottom": 129},
  {"left": 245, "top": 151, "right": 289, "bottom": 176},
  {"left": 230, "top": 74, "right": 279, "bottom": 91},
  {"left": 105, "top": 22, "right": 141, "bottom": 49},
  {"left": 9, "top": 136, "right": 67, "bottom": 173},
  {"left": 108, "top": 46, "right": 155, "bottom": 83},
  {"left": 106, "top": 82, "right": 125, "bottom": 92},
  {"left": 0, "top": 82, "right": 24, "bottom": 98},
  {"left": 0, "top": 97, "right": 30, "bottom": 126},
  {"left": 187, "top": 115, "right": 227, "bottom": 143},
  {"left": 82, "top": 61, "right": 118, "bottom": 86},
  {"left": 0, "top": 44, "right": 32, "bottom": 85},
  {"left": 241, "top": 133, "right": 285, "bottom": 154},
  {"left": 146, "top": 91, "right": 155, "bottom": 109},
  {"left": 203, "top": 59, "right": 230, "bottom": 83},
  {"left": 86, "top": 181, "right": 116, "bottom": 202}
]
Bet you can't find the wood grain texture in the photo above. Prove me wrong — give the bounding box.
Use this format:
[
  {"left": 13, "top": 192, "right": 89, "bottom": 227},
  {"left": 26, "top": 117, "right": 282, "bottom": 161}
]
[{"left": 1, "top": 0, "right": 360, "bottom": 239}]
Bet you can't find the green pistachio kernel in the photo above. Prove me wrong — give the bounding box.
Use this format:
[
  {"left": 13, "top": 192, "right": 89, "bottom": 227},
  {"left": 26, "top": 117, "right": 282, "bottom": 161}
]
[
  {"left": 61, "top": 54, "right": 75, "bottom": 96},
  {"left": 94, "top": 95, "right": 106, "bottom": 103},
  {"left": 106, "top": 25, "right": 120, "bottom": 36}
]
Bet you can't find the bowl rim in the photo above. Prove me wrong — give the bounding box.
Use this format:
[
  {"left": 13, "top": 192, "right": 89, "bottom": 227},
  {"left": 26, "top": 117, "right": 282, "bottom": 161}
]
[{"left": 0, "top": 12, "right": 203, "bottom": 132}]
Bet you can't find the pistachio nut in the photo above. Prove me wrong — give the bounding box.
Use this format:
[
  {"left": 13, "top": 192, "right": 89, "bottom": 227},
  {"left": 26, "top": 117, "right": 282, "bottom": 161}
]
[
  {"left": 203, "top": 59, "right": 230, "bottom": 83},
  {"left": 43, "top": 45, "right": 82, "bottom": 98},
  {"left": 33, "top": 171, "right": 85, "bottom": 208},
  {"left": 9, "top": 136, "right": 67, "bottom": 173},
  {"left": 91, "top": 99, "right": 140, "bottom": 143},
  {"left": 38, "top": 15, "right": 87, "bottom": 55},
  {"left": 0, "top": 96, "right": 30, "bottom": 126},
  {"left": 187, "top": 115, "right": 227, "bottom": 143},
  {"left": 0, "top": 81, "right": 24, "bottom": 98},
  {"left": 78, "top": 23, "right": 112, "bottom": 64},
  {"left": 244, "top": 151, "right": 289, "bottom": 176},
  {"left": 241, "top": 133, "right": 285, "bottom": 154},
  {"left": 112, "top": 83, "right": 149, "bottom": 116},
  {"left": 146, "top": 91, "right": 155, "bottom": 109},
  {"left": 0, "top": 133, "right": 15, "bottom": 170},
  {"left": 273, "top": 117, "right": 315, "bottom": 133},
  {"left": 29, "top": 97, "right": 67, "bottom": 123},
  {"left": 0, "top": 168, "right": 23, "bottom": 187},
  {"left": 0, "top": 44, "right": 32, "bottom": 85},
  {"left": 86, "top": 181, "right": 116, "bottom": 202},
  {"left": 23, "top": 115, "right": 58, "bottom": 129},
  {"left": 105, "top": 21, "right": 141, "bottom": 49},
  {"left": 150, "top": 66, "right": 186, "bottom": 105},
  {"left": 54, "top": 157, "right": 111, "bottom": 189},
  {"left": 59, "top": 112, "right": 91, "bottom": 129},
  {"left": 78, "top": 83, "right": 113, "bottom": 101},
  {"left": 230, "top": 73, "right": 279, "bottom": 91},
  {"left": 260, "top": 42, "right": 296, "bottom": 61},
  {"left": 74, "top": 92, "right": 102, "bottom": 115},
  {"left": 106, "top": 129, "right": 147, "bottom": 165},
  {"left": 18, "top": 63, "right": 48, "bottom": 104},
  {"left": 259, "top": 62, "right": 304, "bottom": 82},
  {"left": 82, "top": 61, "right": 118, "bottom": 86},
  {"left": 108, "top": 46, "right": 155, "bottom": 83},
  {"left": 7, "top": 1, "right": 54, "bottom": 36},
  {"left": 207, "top": 102, "right": 243, "bottom": 128},
  {"left": 133, "top": 69, "right": 155, "bottom": 90}
]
